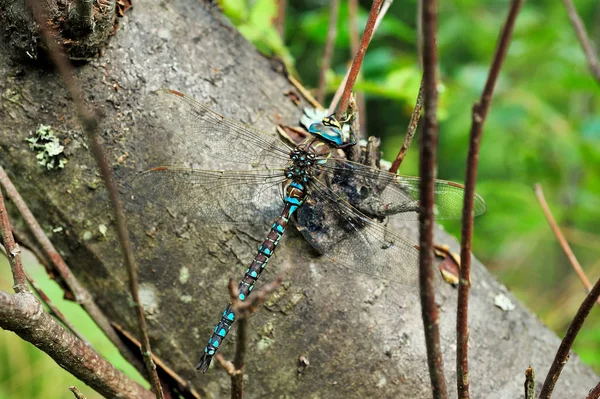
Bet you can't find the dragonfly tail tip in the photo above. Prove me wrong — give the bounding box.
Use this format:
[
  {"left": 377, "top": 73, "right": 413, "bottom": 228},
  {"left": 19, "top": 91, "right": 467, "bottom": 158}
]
[{"left": 196, "top": 354, "right": 212, "bottom": 373}]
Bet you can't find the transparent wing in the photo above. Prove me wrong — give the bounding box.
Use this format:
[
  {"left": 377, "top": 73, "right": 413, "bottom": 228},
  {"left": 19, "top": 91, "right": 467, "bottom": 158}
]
[
  {"left": 145, "top": 90, "right": 292, "bottom": 166},
  {"left": 131, "top": 167, "right": 287, "bottom": 225},
  {"left": 299, "top": 179, "right": 440, "bottom": 286},
  {"left": 319, "top": 158, "right": 487, "bottom": 220}
]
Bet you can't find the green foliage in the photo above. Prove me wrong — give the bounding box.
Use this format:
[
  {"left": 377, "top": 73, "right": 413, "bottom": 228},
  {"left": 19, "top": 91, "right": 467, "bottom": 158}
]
[{"left": 218, "top": 0, "right": 295, "bottom": 69}]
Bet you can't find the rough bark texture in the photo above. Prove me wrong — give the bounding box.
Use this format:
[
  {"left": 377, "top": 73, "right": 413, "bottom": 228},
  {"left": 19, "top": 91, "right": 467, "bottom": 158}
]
[{"left": 0, "top": 0, "right": 598, "bottom": 398}]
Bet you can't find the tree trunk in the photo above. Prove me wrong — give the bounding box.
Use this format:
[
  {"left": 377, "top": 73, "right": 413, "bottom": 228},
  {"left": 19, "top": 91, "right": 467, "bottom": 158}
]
[{"left": 0, "top": 0, "right": 597, "bottom": 397}]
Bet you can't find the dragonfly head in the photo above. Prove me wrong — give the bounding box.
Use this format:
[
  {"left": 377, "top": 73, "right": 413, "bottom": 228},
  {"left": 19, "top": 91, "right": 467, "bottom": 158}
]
[{"left": 308, "top": 115, "right": 344, "bottom": 147}]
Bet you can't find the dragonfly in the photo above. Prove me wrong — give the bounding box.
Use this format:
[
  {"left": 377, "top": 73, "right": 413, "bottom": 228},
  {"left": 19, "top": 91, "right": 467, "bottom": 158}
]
[{"left": 132, "top": 89, "right": 487, "bottom": 373}]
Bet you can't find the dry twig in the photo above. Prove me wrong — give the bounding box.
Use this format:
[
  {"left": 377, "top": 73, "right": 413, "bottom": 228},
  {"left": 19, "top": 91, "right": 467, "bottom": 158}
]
[
  {"left": 316, "top": 0, "right": 340, "bottom": 104},
  {"left": 334, "top": 0, "right": 383, "bottom": 119},
  {"left": 538, "top": 275, "right": 600, "bottom": 398},
  {"left": 534, "top": 184, "right": 598, "bottom": 304},
  {"left": 419, "top": 0, "right": 447, "bottom": 396},
  {"left": 27, "top": 2, "right": 164, "bottom": 397},
  {"left": 561, "top": 0, "right": 600, "bottom": 84},
  {"left": 389, "top": 77, "right": 424, "bottom": 174},
  {"left": 0, "top": 167, "right": 142, "bottom": 369},
  {"left": 456, "top": 1, "right": 524, "bottom": 397},
  {"left": 328, "top": 0, "right": 393, "bottom": 115}
]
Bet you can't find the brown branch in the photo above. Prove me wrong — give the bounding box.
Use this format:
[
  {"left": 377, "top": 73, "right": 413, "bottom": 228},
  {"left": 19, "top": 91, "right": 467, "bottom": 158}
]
[
  {"left": 456, "top": 1, "right": 523, "bottom": 397},
  {"left": 389, "top": 76, "right": 424, "bottom": 174},
  {"left": 25, "top": 271, "right": 87, "bottom": 343},
  {"left": 328, "top": 0, "right": 393, "bottom": 115},
  {"left": 419, "top": 0, "right": 447, "bottom": 397},
  {"left": 335, "top": 0, "right": 383, "bottom": 119},
  {"left": 275, "top": 0, "right": 286, "bottom": 38},
  {"left": 524, "top": 366, "right": 535, "bottom": 399},
  {"left": 316, "top": 0, "right": 340, "bottom": 105},
  {"left": 561, "top": 0, "right": 600, "bottom": 84},
  {"left": 586, "top": 381, "right": 600, "bottom": 399},
  {"left": 69, "top": 386, "right": 88, "bottom": 399},
  {"left": 0, "top": 290, "right": 154, "bottom": 399},
  {"left": 347, "top": 0, "right": 367, "bottom": 136},
  {"left": 0, "top": 186, "right": 27, "bottom": 293},
  {"left": 417, "top": 0, "right": 423, "bottom": 68},
  {"left": 27, "top": 3, "right": 164, "bottom": 397},
  {"left": 534, "top": 184, "right": 598, "bottom": 304},
  {"left": 0, "top": 166, "right": 142, "bottom": 369},
  {"left": 538, "top": 276, "right": 600, "bottom": 398}
]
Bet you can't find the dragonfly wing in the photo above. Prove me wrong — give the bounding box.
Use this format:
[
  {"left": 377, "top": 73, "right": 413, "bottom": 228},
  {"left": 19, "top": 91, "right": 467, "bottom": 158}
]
[
  {"left": 131, "top": 167, "right": 286, "bottom": 225},
  {"left": 145, "top": 90, "right": 292, "bottom": 166},
  {"left": 299, "top": 179, "right": 441, "bottom": 286},
  {"left": 320, "top": 158, "right": 487, "bottom": 220}
]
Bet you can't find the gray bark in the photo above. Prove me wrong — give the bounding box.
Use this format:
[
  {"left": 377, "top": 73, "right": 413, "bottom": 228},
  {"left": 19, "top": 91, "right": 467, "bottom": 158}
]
[{"left": 0, "top": 0, "right": 597, "bottom": 398}]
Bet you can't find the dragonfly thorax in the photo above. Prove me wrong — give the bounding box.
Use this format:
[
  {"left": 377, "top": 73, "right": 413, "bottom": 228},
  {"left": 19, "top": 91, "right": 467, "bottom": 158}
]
[{"left": 285, "top": 147, "right": 320, "bottom": 183}]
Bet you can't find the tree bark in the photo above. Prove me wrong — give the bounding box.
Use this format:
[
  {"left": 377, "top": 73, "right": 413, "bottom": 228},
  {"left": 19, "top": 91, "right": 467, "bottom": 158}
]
[{"left": 0, "top": 0, "right": 597, "bottom": 398}]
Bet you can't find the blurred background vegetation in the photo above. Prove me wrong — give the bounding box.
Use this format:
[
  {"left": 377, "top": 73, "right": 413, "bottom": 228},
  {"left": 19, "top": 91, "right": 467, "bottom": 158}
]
[{"left": 1, "top": 0, "right": 599, "bottom": 396}]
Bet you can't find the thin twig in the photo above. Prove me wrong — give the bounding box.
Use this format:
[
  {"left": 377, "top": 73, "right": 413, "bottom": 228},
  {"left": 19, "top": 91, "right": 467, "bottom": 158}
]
[
  {"left": 316, "top": 0, "right": 340, "bottom": 105},
  {"left": 348, "top": 0, "right": 367, "bottom": 136},
  {"left": 0, "top": 167, "right": 141, "bottom": 369},
  {"left": 561, "top": 0, "right": 600, "bottom": 84},
  {"left": 328, "top": 0, "right": 393, "bottom": 115},
  {"left": 26, "top": 3, "right": 164, "bottom": 397},
  {"left": 69, "top": 386, "right": 88, "bottom": 399},
  {"left": 25, "top": 271, "right": 87, "bottom": 343},
  {"left": 417, "top": 0, "right": 423, "bottom": 68},
  {"left": 419, "top": 0, "right": 447, "bottom": 396},
  {"left": 231, "top": 315, "right": 247, "bottom": 399},
  {"left": 586, "top": 381, "right": 600, "bottom": 399},
  {"left": 287, "top": 75, "right": 322, "bottom": 109},
  {"left": 0, "top": 187, "right": 28, "bottom": 293},
  {"left": 0, "top": 290, "right": 154, "bottom": 399},
  {"left": 534, "top": 184, "right": 598, "bottom": 305},
  {"left": 538, "top": 276, "right": 600, "bottom": 398},
  {"left": 334, "top": 0, "right": 383, "bottom": 120},
  {"left": 456, "top": 1, "right": 523, "bottom": 397},
  {"left": 524, "top": 366, "right": 535, "bottom": 399},
  {"left": 275, "top": 0, "right": 286, "bottom": 38},
  {"left": 389, "top": 76, "right": 424, "bottom": 174}
]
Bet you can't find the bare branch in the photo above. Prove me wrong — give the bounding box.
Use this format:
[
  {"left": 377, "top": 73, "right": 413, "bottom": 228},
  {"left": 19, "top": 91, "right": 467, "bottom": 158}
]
[
  {"left": 0, "top": 290, "right": 154, "bottom": 399},
  {"left": 389, "top": 76, "right": 424, "bottom": 174},
  {"left": 334, "top": 0, "right": 382, "bottom": 119},
  {"left": 328, "top": 0, "right": 393, "bottom": 115},
  {"left": 26, "top": 2, "right": 164, "bottom": 396},
  {"left": 586, "top": 381, "right": 600, "bottom": 399},
  {"left": 275, "top": 0, "right": 286, "bottom": 38},
  {"left": 69, "top": 386, "right": 88, "bottom": 399},
  {"left": 534, "top": 184, "right": 598, "bottom": 304},
  {"left": 456, "top": 0, "right": 524, "bottom": 397},
  {"left": 0, "top": 166, "right": 142, "bottom": 369},
  {"left": 316, "top": 0, "right": 340, "bottom": 104},
  {"left": 0, "top": 186, "right": 27, "bottom": 293},
  {"left": 347, "top": 0, "right": 367, "bottom": 136},
  {"left": 419, "top": 0, "right": 447, "bottom": 396},
  {"left": 538, "top": 276, "right": 600, "bottom": 398},
  {"left": 25, "top": 271, "right": 87, "bottom": 343},
  {"left": 561, "top": 0, "right": 600, "bottom": 84}
]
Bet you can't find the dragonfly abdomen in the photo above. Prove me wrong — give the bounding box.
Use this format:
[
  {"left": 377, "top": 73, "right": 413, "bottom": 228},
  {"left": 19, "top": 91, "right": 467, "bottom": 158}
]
[{"left": 196, "top": 182, "right": 307, "bottom": 372}]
